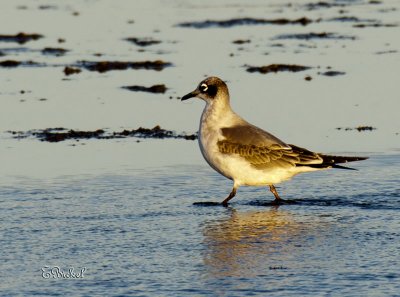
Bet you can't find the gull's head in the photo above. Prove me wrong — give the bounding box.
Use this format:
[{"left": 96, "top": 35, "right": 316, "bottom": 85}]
[{"left": 181, "top": 76, "right": 229, "bottom": 103}]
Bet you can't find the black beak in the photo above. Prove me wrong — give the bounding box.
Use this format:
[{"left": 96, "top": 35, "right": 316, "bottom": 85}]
[{"left": 181, "top": 89, "right": 199, "bottom": 101}]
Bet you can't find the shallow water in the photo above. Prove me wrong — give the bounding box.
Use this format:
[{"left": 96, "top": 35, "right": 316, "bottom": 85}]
[
  {"left": 1, "top": 155, "right": 399, "bottom": 296},
  {"left": 1, "top": 0, "right": 400, "bottom": 296}
]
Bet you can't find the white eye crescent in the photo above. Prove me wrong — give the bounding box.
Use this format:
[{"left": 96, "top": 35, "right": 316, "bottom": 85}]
[{"left": 200, "top": 83, "right": 208, "bottom": 92}]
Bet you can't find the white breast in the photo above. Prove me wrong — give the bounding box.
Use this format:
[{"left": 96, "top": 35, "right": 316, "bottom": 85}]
[{"left": 198, "top": 103, "right": 233, "bottom": 179}]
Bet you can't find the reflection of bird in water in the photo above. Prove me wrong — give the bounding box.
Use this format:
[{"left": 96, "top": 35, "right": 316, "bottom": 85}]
[{"left": 202, "top": 209, "right": 322, "bottom": 278}]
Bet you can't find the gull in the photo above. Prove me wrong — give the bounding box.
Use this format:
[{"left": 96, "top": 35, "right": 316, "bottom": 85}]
[{"left": 181, "top": 77, "right": 368, "bottom": 206}]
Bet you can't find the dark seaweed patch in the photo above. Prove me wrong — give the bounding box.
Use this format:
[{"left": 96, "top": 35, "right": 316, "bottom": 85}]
[
  {"left": 232, "top": 39, "right": 251, "bottom": 44},
  {"left": 304, "top": 2, "right": 345, "bottom": 10},
  {"left": 274, "top": 32, "right": 356, "bottom": 40},
  {"left": 328, "top": 16, "right": 363, "bottom": 22},
  {"left": 0, "top": 60, "right": 39, "bottom": 67},
  {"left": 38, "top": 5, "right": 57, "bottom": 10},
  {"left": 320, "top": 70, "right": 346, "bottom": 76},
  {"left": 125, "top": 37, "right": 161, "bottom": 47},
  {"left": 356, "top": 126, "right": 377, "bottom": 132},
  {"left": 63, "top": 66, "right": 81, "bottom": 76},
  {"left": 0, "top": 60, "right": 20, "bottom": 67},
  {"left": 0, "top": 32, "right": 43, "bottom": 44},
  {"left": 246, "top": 64, "right": 311, "bottom": 74},
  {"left": 37, "top": 129, "right": 105, "bottom": 142},
  {"left": 41, "top": 47, "right": 69, "bottom": 56},
  {"left": 336, "top": 126, "right": 377, "bottom": 132},
  {"left": 353, "top": 23, "right": 398, "bottom": 28},
  {"left": 79, "top": 60, "right": 172, "bottom": 73},
  {"left": 123, "top": 84, "right": 167, "bottom": 94},
  {"left": 9, "top": 126, "right": 197, "bottom": 142},
  {"left": 177, "top": 17, "right": 313, "bottom": 29},
  {"left": 327, "top": 16, "right": 377, "bottom": 23},
  {"left": 113, "top": 126, "right": 197, "bottom": 140}
]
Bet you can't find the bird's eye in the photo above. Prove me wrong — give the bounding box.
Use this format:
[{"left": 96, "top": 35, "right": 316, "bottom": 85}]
[{"left": 200, "top": 83, "right": 208, "bottom": 92}]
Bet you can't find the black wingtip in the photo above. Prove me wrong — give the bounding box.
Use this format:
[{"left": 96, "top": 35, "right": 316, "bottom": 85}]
[
  {"left": 332, "top": 164, "right": 358, "bottom": 170},
  {"left": 359, "top": 156, "right": 369, "bottom": 161},
  {"left": 319, "top": 154, "right": 369, "bottom": 165},
  {"left": 318, "top": 154, "right": 368, "bottom": 170}
]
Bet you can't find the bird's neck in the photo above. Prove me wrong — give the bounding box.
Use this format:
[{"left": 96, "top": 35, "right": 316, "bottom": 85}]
[{"left": 201, "top": 97, "right": 235, "bottom": 129}]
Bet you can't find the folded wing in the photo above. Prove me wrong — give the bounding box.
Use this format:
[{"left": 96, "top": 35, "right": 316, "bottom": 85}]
[
  {"left": 219, "top": 125, "right": 367, "bottom": 170},
  {"left": 217, "top": 141, "right": 323, "bottom": 170}
]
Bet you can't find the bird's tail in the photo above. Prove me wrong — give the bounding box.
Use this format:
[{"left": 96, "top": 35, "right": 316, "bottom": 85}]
[
  {"left": 289, "top": 144, "right": 368, "bottom": 170},
  {"left": 311, "top": 154, "right": 368, "bottom": 170}
]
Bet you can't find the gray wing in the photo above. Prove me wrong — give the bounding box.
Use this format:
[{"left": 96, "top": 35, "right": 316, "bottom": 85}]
[
  {"left": 220, "top": 124, "right": 289, "bottom": 148},
  {"left": 219, "top": 125, "right": 323, "bottom": 169}
]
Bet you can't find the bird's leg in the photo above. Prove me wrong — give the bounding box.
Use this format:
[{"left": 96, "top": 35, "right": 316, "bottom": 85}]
[
  {"left": 221, "top": 187, "right": 237, "bottom": 207},
  {"left": 269, "top": 185, "right": 284, "bottom": 204}
]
